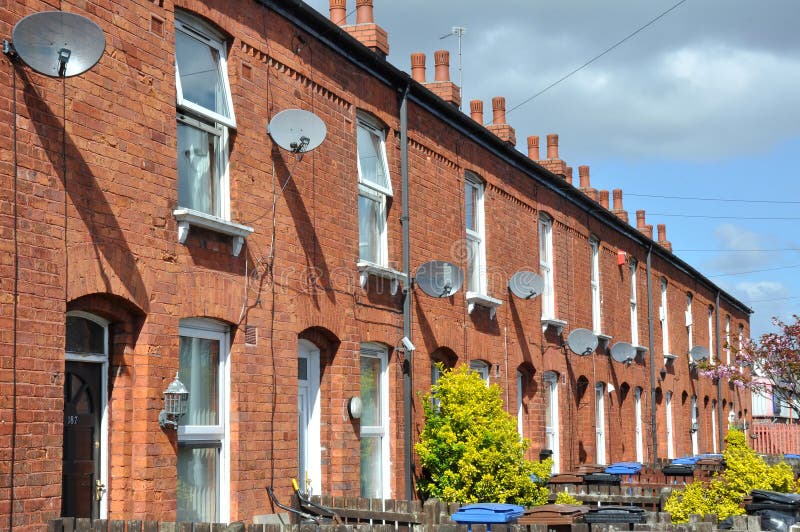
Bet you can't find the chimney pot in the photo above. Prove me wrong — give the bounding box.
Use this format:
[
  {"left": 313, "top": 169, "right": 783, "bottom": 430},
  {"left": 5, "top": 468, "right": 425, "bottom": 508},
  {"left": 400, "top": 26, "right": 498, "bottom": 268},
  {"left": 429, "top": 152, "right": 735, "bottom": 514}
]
[
  {"left": 565, "top": 166, "right": 573, "bottom": 185},
  {"left": 410, "top": 52, "right": 426, "bottom": 83},
  {"left": 492, "top": 96, "right": 506, "bottom": 125},
  {"left": 355, "top": 0, "right": 374, "bottom": 24},
  {"left": 599, "top": 190, "right": 610, "bottom": 209},
  {"left": 434, "top": 50, "right": 450, "bottom": 82},
  {"left": 613, "top": 189, "right": 623, "bottom": 210},
  {"left": 546, "top": 133, "right": 559, "bottom": 159},
  {"left": 527, "top": 135, "right": 540, "bottom": 160},
  {"left": 636, "top": 209, "right": 646, "bottom": 229},
  {"left": 658, "top": 223, "right": 667, "bottom": 242},
  {"left": 470, "top": 100, "right": 483, "bottom": 123},
  {"left": 329, "top": 0, "right": 346, "bottom": 24},
  {"left": 579, "top": 165, "right": 590, "bottom": 188}
]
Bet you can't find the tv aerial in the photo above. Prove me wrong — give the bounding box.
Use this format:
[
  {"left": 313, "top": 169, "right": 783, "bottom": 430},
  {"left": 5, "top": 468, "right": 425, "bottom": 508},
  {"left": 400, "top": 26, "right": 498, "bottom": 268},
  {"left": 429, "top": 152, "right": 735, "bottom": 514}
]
[
  {"left": 689, "top": 346, "right": 710, "bottom": 364},
  {"left": 415, "top": 260, "right": 463, "bottom": 298},
  {"left": 4, "top": 11, "right": 106, "bottom": 77},
  {"left": 566, "top": 328, "right": 598, "bottom": 356},
  {"left": 508, "top": 270, "right": 544, "bottom": 300},
  {"left": 610, "top": 342, "right": 636, "bottom": 365},
  {"left": 268, "top": 109, "right": 327, "bottom": 155}
]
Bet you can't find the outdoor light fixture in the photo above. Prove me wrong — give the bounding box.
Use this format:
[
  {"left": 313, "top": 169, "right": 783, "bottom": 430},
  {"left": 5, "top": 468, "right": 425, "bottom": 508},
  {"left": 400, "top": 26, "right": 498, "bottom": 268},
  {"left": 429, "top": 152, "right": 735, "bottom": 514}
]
[{"left": 159, "top": 372, "right": 189, "bottom": 429}]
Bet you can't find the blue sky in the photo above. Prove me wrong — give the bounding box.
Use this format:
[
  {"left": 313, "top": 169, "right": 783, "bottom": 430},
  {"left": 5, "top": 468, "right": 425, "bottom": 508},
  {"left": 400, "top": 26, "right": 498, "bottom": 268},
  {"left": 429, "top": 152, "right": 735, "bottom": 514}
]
[{"left": 303, "top": 0, "right": 800, "bottom": 338}]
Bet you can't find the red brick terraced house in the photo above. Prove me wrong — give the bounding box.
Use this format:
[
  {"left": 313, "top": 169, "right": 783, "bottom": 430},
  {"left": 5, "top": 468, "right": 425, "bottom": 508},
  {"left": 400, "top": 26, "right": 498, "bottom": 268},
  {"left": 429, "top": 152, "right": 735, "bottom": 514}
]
[{"left": 0, "top": 0, "right": 751, "bottom": 528}]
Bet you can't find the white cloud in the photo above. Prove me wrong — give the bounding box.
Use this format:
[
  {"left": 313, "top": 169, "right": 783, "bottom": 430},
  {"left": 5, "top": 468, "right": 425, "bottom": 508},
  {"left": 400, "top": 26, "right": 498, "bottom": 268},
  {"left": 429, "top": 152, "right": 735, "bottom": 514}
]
[
  {"left": 703, "top": 224, "right": 780, "bottom": 273},
  {"left": 733, "top": 280, "right": 786, "bottom": 302}
]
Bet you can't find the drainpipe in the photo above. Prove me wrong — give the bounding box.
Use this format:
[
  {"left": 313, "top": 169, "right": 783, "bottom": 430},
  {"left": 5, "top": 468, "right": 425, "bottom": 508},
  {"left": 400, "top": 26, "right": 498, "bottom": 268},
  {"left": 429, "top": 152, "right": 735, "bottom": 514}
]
[
  {"left": 716, "top": 290, "right": 723, "bottom": 447},
  {"left": 399, "top": 78, "right": 414, "bottom": 501},
  {"left": 646, "top": 244, "right": 658, "bottom": 463}
]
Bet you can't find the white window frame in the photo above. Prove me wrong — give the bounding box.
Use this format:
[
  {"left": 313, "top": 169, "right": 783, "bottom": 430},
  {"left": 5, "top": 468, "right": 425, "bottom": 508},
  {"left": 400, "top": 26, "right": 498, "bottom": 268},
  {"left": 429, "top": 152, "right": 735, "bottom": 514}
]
[
  {"left": 590, "top": 237, "right": 601, "bottom": 334},
  {"left": 359, "top": 343, "right": 391, "bottom": 499},
  {"left": 708, "top": 306, "right": 715, "bottom": 363},
  {"left": 738, "top": 324, "right": 744, "bottom": 373},
  {"left": 665, "top": 391, "right": 674, "bottom": 459},
  {"left": 465, "top": 173, "right": 487, "bottom": 295},
  {"left": 595, "top": 382, "right": 606, "bottom": 465},
  {"left": 630, "top": 259, "right": 639, "bottom": 346},
  {"left": 543, "top": 372, "right": 560, "bottom": 473},
  {"left": 661, "top": 278, "right": 670, "bottom": 358},
  {"left": 539, "top": 214, "right": 555, "bottom": 320},
  {"left": 177, "top": 318, "right": 231, "bottom": 523},
  {"left": 686, "top": 293, "right": 694, "bottom": 351},
  {"left": 691, "top": 394, "right": 699, "bottom": 455},
  {"left": 469, "top": 360, "right": 490, "bottom": 385},
  {"left": 357, "top": 117, "right": 392, "bottom": 268},
  {"left": 634, "top": 387, "right": 644, "bottom": 463},
  {"left": 725, "top": 316, "right": 731, "bottom": 365}
]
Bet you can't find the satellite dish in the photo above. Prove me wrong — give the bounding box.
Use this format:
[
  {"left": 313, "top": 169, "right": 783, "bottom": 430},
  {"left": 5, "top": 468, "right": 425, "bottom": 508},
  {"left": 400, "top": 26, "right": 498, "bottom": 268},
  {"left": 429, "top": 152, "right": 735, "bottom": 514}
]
[
  {"left": 610, "top": 342, "right": 636, "bottom": 365},
  {"left": 508, "top": 270, "right": 544, "bottom": 300},
  {"left": 10, "top": 11, "right": 105, "bottom": 77},
  {"left": 690, "top": 346, "right": 710, "bottom": 363},
  {"left": 268, "top": 109, "right": 327, "bottom": 153},
  {"left": 416, "top": 261, "right": 463, "bottom": 298},
  {"left": 567, "top": 328, "right": 598, "bottom": 356}
]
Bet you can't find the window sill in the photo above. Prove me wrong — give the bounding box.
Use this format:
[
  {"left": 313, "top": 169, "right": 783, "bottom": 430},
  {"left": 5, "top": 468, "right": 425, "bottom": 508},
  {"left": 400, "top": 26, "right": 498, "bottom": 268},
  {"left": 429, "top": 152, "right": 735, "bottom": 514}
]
[
  {"left": 465, "top": 291, "right": 503, "bottom": 320},
  {"left": 596, "top": 332, "right": 612, "bottom": 350},
  {"left": 174, "top": 208, "right": 253, "bottom": 256},
  {"left": 541, "top": 318, "right": 568, "bottom": 334},
  {"left": 664, "top": 353, "right": 679, "bottom": 364},
  {"left": 634, "top": 345, "right": 648, "bottom": 353},
  {"left": 357, "top": 261, "right": 408, "bottom": 295}
]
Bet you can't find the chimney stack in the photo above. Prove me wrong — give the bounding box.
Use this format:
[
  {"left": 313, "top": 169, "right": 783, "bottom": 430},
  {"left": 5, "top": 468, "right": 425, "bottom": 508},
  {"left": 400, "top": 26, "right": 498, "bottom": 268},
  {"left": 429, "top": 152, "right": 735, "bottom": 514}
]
[
  {"left": 636, "top": 210, "right": 653, "bottom": 239},
  {"left": 330, "top": 0, "right": 346, "bottom": 24},
  {"left": 539, "top": 133, "right": 567, "bottom": 177},
  {"left": 565, "top": 166, "right": 573, "bottom": 185},
  {"left": 419, "top": 50, "right": 461, "bottom": 107},
  {"left": 527, "top": 135, "right": 539, "bottom": 161},
  {"left": 578, "top": 165, "right": 598, "bottom": 202},
  {"left": 470, "top": 100, "right": 483, "bottom": 124},
  {"left": 486, "top": 96, "right": 516, "bottom": 145},
  {"left": 410, "top": 52, "right": 425, "bottom": 83},
  {"left": 658, "top": 223, "right": 673, "bottom": 252},
  {"left": 599, "top": 190, "right": 610, "bottom": 210},
  {"left": 612, "top": 188, "right": 629, "bottom": 223},
  {"left": 339, "top": 0, "right": 389, "bottom": 57}
]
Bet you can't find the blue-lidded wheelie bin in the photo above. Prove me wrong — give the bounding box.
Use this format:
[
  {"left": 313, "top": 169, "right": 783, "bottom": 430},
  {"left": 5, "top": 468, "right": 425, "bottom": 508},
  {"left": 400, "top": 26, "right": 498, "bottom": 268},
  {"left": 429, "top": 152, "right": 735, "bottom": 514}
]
[{"left": 450, "top": 503, "right": 525, "bottom": 531}]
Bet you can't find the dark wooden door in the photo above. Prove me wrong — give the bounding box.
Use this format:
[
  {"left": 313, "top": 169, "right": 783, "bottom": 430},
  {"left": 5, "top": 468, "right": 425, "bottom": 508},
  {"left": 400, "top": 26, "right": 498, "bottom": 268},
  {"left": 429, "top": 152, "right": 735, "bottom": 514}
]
[{"left": 62, "top": 361, "right": 101, "bottom": 518}]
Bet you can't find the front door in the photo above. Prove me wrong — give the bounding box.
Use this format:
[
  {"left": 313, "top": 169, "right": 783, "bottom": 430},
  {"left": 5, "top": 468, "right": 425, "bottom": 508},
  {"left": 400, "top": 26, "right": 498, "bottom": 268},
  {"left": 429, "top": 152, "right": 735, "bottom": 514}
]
[
  {"left": 62, "top": 361, "right": 102, "bottom": 518},
  {"left": 297, "top": 341, "right": 320, "bottom": 495}
]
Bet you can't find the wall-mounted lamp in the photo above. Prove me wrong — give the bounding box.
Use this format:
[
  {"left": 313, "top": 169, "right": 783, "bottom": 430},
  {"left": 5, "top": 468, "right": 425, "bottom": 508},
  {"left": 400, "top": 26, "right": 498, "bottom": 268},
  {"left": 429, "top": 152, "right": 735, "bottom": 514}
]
[
  {"left": 400, "top": 336, "right": 415, "bottom": 352},
  {"left": 348, "top": 396, "right": 363, "bottom": 419},
  {"left": 159, "top": 372, "right": 189, "bottom": 430}
]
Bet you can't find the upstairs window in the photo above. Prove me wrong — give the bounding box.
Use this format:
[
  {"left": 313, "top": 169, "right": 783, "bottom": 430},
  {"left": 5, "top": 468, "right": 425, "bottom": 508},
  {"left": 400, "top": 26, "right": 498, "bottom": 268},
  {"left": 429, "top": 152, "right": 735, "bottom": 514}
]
[
  {"left": 725, "top": 315, "right": 731, "bottom": 364},
  {"left": 357, "top": 116, "right": 392, "bottom": 266},
  {"left": 708, "top": 306, "right": 715, "bottom": 363},
  {"left": 590, "top": 237, "right": 601, "bottom": 333},
  {"left": 175, "top": 13, "right": 235, "bottom": 219},
  {"left": 686, "top": 293, "right": 694, "bottom": 350},
  {"left": 630, "top": 259, "right": 638, "bottom": 345},
  {"left": 465, "top": 174, "right": 486, "bottom": 294},
  {"left": 661, "top": 278, "right": 670, "bottom": 356},
  {"left": 539, "top": 214, "right": 554, "bottom": 319}
]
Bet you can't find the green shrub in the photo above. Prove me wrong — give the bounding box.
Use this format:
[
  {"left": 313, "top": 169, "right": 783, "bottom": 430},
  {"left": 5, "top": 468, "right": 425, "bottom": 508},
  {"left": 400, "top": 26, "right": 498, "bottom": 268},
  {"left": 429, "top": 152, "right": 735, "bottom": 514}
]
[
  {"left": 415, "top": 364, "right": 551, "bottom": 505},
  {"left": 555, "top": 490, "right": 581, "bottom": 505}
]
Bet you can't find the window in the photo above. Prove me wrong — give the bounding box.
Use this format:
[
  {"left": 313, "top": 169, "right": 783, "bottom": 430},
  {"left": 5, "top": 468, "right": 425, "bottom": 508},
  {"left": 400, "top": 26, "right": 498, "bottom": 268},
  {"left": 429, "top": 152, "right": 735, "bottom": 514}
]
[
  {"left": 738, "top": 324, "right": 744, "bottom": 373},
  {"left": 175, "top": 13, "right": 235, "bottom": 219},
  {"left": 465, "top": 174, "right": 486, "bottom": 294},
  {"left": 360, "top": 344, "right": 390, "bottom": 499},
  {"left": 708, "top": 306, "right": 715, "bottom": 363},
  {"left": 590, "top": 237, "right": 601, "bottom": 333},
  {"left": 665, "top": 391, "right": 674, "bottom": 459},
  {"left": 543, "top": 372, "right": 560, "bottom": 473},
  {"left": 634, "top": 387, "right": 644, "bottom": 463},
  {"left": 469, "top": 360, "right": 490, "bottom": 385},
  {"left": 686, "top": 293, "right": 694, "bottom": 351},
  {"left": 630, "top": 260, "right": 638, "bottom": 345},
  {"left": 660, "top": 278, "right": 670, "bottom": 357},
  {"left": 690, "top": 394, "right": 699, "bottom": 455},
  {"left": 539, "top": 214, "right": 554, "bottom": 319},
  {"left": 177, "top": 319, "right": 230, "bottom": 523},
  {"left": 357, "top": 117, "right": 392, "bottom": 266},
  {"left": 711, "top": 401, "right": 718, "bottom": 453},
  {"left": 725, "top": 316, "right": 731, "bottom": 365},
  {"left": 516, "top": 371, "right": 524, "bottom": 438},
  {"left": 595, "top": 383, "right": 606, "bottom": 465}
]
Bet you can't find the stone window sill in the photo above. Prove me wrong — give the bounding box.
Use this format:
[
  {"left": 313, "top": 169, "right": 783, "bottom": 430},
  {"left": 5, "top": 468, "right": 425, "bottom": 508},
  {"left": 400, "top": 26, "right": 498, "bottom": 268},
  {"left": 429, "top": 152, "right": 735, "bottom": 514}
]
[
  {"left": 541, "top": 318, "right": 568, "bottom": 334},
  {"left": 174, "top": 208, "right": 253, "bottom": 256},
  {"left": 466, "top": 291, "right": 503, "bottom": 320},
  {"left": 357, "top": 261, "right": 408, "bottom": 295}
]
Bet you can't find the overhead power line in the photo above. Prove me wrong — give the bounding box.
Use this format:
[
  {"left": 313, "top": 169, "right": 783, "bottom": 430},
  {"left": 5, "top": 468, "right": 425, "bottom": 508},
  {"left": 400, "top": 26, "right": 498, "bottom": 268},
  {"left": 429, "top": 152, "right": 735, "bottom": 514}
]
[
  {"left": 744, "top": 295, "right": 800, "bottom": 304},
  {"left": 627, "top": 192, "right": 800, "bottom": 204},
  {"left": 506, "top": 0, "right": 689, "bottom": 116},
  {"left": 650, "top": 213, "right": 800, "bottom": 220},
  {"left": 674, "top": 248, "right": 800, "bottom": 253},
  {"left": 708, "top": 263, "right": 800, "bottom": 278}
]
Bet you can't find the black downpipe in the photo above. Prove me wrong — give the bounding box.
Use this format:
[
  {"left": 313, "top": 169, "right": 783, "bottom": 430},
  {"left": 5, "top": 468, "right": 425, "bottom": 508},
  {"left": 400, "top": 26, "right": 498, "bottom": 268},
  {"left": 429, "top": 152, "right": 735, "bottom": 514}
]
[
  {"left": 646, "top": 244, "right": 658, "bottom": 463},
  {"left": 399, "top": 80, "right": 413, "bottom": 501}
]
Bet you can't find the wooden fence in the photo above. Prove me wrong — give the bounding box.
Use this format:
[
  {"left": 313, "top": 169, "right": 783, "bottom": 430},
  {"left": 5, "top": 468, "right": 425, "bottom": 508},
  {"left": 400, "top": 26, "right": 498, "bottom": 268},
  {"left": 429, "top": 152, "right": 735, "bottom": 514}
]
[{"left": 751, "top": 421, "right": 800, "bottom": 455}]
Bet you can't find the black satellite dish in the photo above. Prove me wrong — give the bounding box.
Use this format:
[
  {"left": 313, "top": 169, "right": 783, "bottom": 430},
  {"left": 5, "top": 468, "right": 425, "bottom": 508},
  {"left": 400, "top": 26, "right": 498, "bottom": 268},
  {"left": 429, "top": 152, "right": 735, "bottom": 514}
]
[
  {"left": 567, "top": 328, "right": 598, "bottom": 356},
  {"left": 8, "top": 11, "right": 105, "bottom": 77},
  {"left": 508, "top": 270, "right": 544, "bottom": 300},
  {"left": 610, "top": 342, "right": 636, "bottom": 365},
  {"left": 268, "top": 109, "right": 327, "bottom": 153},
  {"left": 689, "top": 346, "right": 710, "bottom": 363},
  {"left": 416, "top": 261, "right": 463, "bottom": 298}
]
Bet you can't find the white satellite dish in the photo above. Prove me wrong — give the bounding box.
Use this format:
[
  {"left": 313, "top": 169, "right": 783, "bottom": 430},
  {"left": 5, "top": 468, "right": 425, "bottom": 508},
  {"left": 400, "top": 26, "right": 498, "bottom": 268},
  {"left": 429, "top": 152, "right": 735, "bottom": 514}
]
[
  {"left": 416, "top": 261, "right": 463, "bottom": 298},
  {"left": 689, "top": 346, "right": 710, "bottom": 363},
  {"left": 7, "top": 11, "right": 105, "bottom": 77},
  {"left": 508, "top": 270, "right": 544, "bottom": 300},
  {"left": 268, "top": 109, "right": 327, "bottom": 153},
  {"left": 610, "top": 342, "right": 636, "bottom": 365},
  {"left": 567, "top": 328, "right": 598, "bottom": 356}
]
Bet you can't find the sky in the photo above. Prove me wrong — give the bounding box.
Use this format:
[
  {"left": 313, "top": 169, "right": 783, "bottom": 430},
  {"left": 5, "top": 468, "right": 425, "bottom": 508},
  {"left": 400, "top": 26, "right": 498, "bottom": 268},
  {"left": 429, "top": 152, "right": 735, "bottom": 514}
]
[{"left": 303, "top": 0, "right": 800, "bottom": 339}]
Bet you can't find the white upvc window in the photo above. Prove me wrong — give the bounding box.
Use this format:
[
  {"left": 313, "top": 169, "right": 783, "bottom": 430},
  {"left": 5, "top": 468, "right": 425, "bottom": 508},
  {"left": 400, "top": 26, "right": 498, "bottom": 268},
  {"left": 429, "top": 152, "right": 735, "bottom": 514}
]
[
  {"left": 357, "top": 117, "right": 392, "bottom": 267},
  {"left": 630, "top": 259, "right": 639, "bottom": 346},
  {"left": 175, "top": 13, "right": 235, "bottom": 220},
  {"left": 543, "top": 372, "right": 560, "bottom": 473},
  {"left": 660, "top": 278, "right": 670, "bottom": 357},
  {"left": 595, "top": 382, "right": 606, "bottom": 465},
  {"left": 725, "top": 316, "right": 731, "bottom": 365},
  {"left": 665, "top": 391, "right": 674, "bottom": 459},
  {"left": 738, "top": 324, "right": 744, "bottom": 373},
  {"left": 177, "top": 318, "right": 230, "bottom": 524},
  {"left": 465, "top": 174, "right": 486, "bottom": 294},
  {"left": 686, "top": 293, "right": 694, "bottom": 351},
  {"left": 690, "top": 394, "right": 699, "bottom": 455},
  {"left": 539, "top": 214, "right": 554, "bottom": 319},
  {"left": 469, "top": 360, "right": 490, "bottom": 385},
  {"left": 634, "top": 387, "right": 644, "bottom": 463},
  {"left": 590, "top": 237, "right": 601, "bottom": 333},
  {"left": 359, "top": 343, "right": 390, "bottom": 499},
  {"left": 711, "top": 401, "right": 718, "bottom": 453},
  {"left": 708, "top": 306, "right": 715, "bottom": 363}
]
